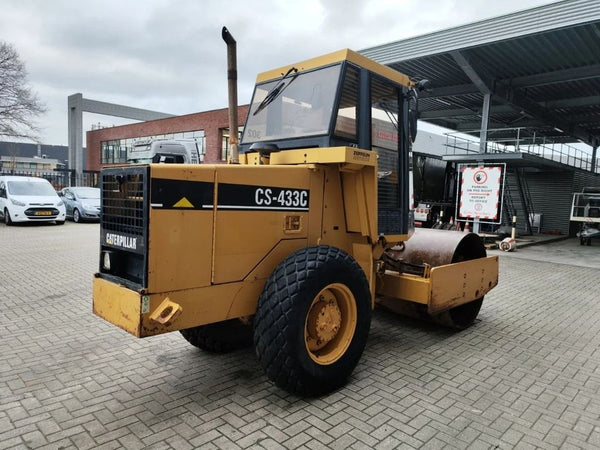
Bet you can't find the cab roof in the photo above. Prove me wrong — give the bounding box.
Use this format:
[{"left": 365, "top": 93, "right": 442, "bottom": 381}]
[{"left": 256, "top": 49, "right": 412, "bottom": 88}]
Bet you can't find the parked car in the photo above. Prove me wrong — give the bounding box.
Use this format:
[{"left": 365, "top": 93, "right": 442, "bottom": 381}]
[
  {"left": 58, "top": 187, "right": 101, "bottom": 223},
  {"left": 0, "top": 176, "right": 66, "bottom": 225}
]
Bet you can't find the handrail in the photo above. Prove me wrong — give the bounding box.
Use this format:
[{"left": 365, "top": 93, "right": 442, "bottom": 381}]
[{"left": 443, "top": 128, "right": 599, "bottom": 174}]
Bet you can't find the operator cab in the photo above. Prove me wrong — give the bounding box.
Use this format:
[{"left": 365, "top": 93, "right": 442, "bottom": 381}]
[
  {"left": 240, "top": 49, "right": 420, "bottom": 153},
  {"left": 240, "top": 49, "right": 426, "bottom": 236}
]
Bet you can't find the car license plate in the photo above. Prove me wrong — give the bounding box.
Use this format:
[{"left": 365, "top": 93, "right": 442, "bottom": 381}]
[{"left": 35, "top": 211, "right": 52, "bottom": 216}]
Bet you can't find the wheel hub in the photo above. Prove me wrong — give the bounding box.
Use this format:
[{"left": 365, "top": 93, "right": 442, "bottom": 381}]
[
  {"left": 306, "top": 290, "right": 342, "bottom": 352},
  {"left": 304, "top": 282, "right": 358, "bottom": 365}
]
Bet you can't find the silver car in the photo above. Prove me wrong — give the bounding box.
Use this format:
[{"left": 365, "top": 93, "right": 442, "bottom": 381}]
[{"left": 59, "top": 187, "right": 101, "bottom": 223}]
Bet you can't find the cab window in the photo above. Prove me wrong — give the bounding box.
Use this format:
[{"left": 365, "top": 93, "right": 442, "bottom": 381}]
[{"left": 333, "top": 65, "right": 359, "bottom": 143}]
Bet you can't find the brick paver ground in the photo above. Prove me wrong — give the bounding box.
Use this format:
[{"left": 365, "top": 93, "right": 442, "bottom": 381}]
[{"left": 1, "top": 222, "right": 599, "bottom": 449}]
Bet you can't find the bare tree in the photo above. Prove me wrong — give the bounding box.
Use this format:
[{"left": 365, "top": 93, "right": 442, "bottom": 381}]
[{"left": 0, "top": 41, "right": 46, "bottom": 141}]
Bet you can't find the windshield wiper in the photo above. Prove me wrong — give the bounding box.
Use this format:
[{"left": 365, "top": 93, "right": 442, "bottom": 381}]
[{"left": 253, "top": 67, "right": 298, "bottom": 116}]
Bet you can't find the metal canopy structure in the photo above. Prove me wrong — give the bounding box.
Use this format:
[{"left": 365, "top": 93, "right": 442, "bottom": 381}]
[{"left": 361, "top": 0, "right": 600, "bottom": 166}]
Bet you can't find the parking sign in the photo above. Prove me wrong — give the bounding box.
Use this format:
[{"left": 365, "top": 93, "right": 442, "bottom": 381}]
[{"left": 459, "top": 166, "right": 503, "bottom": 221}]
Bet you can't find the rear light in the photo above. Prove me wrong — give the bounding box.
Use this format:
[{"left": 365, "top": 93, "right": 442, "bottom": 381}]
[{"left": 102, "top": 251, "right": 112, "bottom": 271}]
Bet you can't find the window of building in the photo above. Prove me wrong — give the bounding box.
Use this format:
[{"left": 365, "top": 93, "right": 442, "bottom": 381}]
[
  {"left": 221, "top": 127, "right": 243, "bottom": 161},
  {"left": 102, "top": 142, "right": 116, "bottom": 164}
]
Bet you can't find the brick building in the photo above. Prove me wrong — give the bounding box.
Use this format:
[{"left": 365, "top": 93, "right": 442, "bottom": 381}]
[{"left": 85, "top": 105, "right": 249, "bottom": 171}]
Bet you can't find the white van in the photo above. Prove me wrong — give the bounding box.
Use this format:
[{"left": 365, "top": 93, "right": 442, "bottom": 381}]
[
  {"left": 0, "top": 176, "right": 66, "bottom": 225},
  {"left": 128, "top": 139, "right": 203, "bottom": 164}
]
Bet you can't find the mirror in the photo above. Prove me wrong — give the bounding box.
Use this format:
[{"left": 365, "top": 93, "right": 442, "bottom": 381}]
[
  {"left": 407, "top": 79, "right": 431, "bottom": 143},
  {"left": 417, "top": 79, "right": 432, "bottom": 92}
]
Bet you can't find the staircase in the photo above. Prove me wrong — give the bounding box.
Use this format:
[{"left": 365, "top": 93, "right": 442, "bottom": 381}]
[{"left": 503, "top": 169, "right": 536, "bottom": 235}]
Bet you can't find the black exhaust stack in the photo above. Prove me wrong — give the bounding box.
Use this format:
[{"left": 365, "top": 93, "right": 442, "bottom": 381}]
[{"left": 222, "top": 26, "right": 239, "bottom": 163}]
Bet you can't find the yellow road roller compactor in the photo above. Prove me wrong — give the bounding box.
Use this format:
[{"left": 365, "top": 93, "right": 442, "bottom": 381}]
[{"left": 93, "top": 44, "right": 499, "bottom": 396}]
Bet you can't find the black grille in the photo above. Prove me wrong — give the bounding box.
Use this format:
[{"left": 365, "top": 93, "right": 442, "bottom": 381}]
[
  {"left": 99, "top": 166, "right": 149, "bottom": 288},
  {"left": 101, "top": 169, "right": 146, "bottom": 237},
  {"left": 377, "top": 147, "right": 402, "bottom": 234}
]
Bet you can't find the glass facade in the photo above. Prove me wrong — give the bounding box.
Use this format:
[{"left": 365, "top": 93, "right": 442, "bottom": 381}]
[
  {"left": 0, "top": 158, "right": 61, "bottom": 171},
  {"left": 101, "top": 130, "right": 205, "bottom": 164}
]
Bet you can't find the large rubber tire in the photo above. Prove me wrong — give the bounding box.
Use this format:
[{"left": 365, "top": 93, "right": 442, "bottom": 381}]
[
  {"left": 4, "top": 208, "right": 12, "bottom": 226},
  {"left": 73, "top": 208, "right": 81, "bottom": 223},
  {"left": 254, "top": 245, "right": 371, "bottom": 396},
  {"left": 179, "top": 319, "right": 253, "bottom": 353}
]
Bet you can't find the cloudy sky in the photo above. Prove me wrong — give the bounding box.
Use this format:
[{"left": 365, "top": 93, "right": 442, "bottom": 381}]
[{"left": 1, "top": 0, "right": 555, "bottom": 146}]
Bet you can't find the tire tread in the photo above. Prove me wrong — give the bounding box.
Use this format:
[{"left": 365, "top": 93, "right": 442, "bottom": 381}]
[{"left": 254, "top": 245, "right": 371, "bottom": 396}]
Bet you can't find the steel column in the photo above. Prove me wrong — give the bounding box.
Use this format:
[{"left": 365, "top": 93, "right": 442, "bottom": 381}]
[{"left": 479, "top": 93, "right": 491, "bottom": 154}]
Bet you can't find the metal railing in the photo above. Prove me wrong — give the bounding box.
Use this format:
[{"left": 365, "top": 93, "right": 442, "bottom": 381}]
[{"left": 444, "top": 128, "right": 599, "bottom": 173}]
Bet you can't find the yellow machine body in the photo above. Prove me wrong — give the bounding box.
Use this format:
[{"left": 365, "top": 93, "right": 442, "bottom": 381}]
[
  {"left": 93, "top": 146, "right": 498, "bottom": 337},
  {"left": 94, "top": 146, "right": 382, "bottom": 336}
]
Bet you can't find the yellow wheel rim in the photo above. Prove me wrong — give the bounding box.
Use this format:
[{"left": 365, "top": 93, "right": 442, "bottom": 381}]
[{"left": 304, "top": 283, "right": 357, "bottom": 365}]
